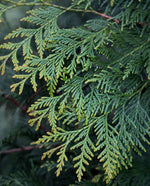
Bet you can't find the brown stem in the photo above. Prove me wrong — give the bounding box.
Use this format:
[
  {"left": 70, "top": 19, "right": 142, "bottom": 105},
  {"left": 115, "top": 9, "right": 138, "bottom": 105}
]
[
  {"left": 1, "top": 91, "right": 24, "bottom": 111},
  {"left": 51, "top": 4, "right": 120, "bottom": 23},
  {"left": 0, "top": 89, "right": 48, "bottom": 132},
  {"left": 92, "top": 11, "right": 120, "bottom": 23},
  {"left": 23, "top": 87, "right": 42, "bottom": 111},
  {"left": 0, "top": 145, "right": 40, "bottom": 155}
]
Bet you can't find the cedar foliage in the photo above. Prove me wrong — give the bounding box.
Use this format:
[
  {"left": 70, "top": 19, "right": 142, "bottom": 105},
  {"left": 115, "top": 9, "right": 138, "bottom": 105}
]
[{"left": 0, "top": 0, "right": 150, "bottom": 184}]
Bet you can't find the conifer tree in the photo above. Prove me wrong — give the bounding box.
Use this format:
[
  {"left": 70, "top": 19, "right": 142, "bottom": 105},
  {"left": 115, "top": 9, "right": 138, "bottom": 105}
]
[{"left": 0, "top": 0, "right": 150, "bottom": 184}]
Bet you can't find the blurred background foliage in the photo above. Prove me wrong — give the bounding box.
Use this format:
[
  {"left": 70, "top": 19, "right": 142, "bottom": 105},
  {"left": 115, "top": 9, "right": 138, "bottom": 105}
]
[{"left": 0, "top": 0, "right": 150, "bottom": 185}]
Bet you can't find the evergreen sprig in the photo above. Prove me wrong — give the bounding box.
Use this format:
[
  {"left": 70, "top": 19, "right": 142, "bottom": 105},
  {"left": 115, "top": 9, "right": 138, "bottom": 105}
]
[{"left": 0, "top": 0, "right": 150, "bottom": 184}]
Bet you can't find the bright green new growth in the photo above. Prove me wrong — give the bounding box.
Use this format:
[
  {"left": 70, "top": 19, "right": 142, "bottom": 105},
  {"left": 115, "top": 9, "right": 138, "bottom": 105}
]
[{"left": 0, "top": 0, "right": 150, "bottom": 183}]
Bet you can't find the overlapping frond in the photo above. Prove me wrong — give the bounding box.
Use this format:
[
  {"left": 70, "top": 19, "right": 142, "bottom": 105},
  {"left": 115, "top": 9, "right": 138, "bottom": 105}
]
[
  {"left": 94, "top": 115, "right": 120, "bottom": 183},
  {"left": 10, "top": 55, "right": 58, "bottom": 95},
  {"left": 28, "top": 96, "right": 61, "bottom": 131},
  {"left": 0, "top": 0, "right": 150, "bottom": 184},
  {"left": 0, "top": 6, "right": 62, "bottom": 74},
  {"left": 72, "top": 125, "right": 95, "bottom": 182}
]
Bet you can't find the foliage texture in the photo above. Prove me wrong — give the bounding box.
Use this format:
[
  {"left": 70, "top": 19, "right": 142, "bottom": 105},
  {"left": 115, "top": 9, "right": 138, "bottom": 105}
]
[{"left": 0, "top": 0, "right": 150, "bottom": 184}]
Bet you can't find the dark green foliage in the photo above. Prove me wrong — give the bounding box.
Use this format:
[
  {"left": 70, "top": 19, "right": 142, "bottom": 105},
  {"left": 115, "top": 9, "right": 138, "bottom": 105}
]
[{"left": 0, "top": 0, "right": 150, "bottom": 185}]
